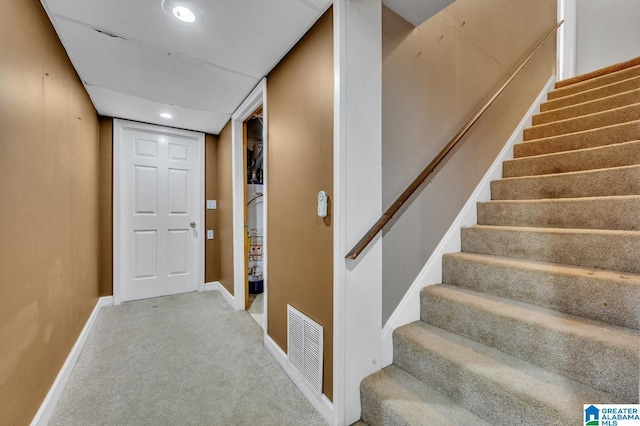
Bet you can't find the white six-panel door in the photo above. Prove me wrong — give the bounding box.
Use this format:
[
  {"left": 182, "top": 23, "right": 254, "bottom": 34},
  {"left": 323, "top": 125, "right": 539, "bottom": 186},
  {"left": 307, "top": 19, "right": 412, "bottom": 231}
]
[{"left": 114, "top": 120, "right": 204, "bottom": 303}]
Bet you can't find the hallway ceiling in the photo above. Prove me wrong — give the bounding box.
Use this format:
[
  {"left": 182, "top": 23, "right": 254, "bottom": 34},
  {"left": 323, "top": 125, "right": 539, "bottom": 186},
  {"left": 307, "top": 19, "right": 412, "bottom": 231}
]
[
  {"left": 40, "top": 0, "right": 451, "bottom": 135},
  {"left": 40, "top": 0, "right": 331, "bottom": 134}
]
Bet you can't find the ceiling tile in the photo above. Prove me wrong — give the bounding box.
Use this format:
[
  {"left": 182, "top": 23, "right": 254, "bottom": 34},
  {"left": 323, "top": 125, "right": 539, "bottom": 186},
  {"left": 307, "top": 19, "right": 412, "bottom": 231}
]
[
  {"left": 54, "top": 17, "right": 259, "bottom": 113},
  {"left": 88, "top": 86, "right": 231, "bottom": 134},
  {"left": 45, "top": 0, "right": 322, "bottom": 77}
]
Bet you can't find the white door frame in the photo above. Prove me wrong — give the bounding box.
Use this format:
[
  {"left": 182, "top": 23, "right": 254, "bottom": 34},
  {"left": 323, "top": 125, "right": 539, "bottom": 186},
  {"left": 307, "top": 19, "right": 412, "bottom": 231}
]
[
  {"left": 113, "top": 118, "right": 205, "bottom": 305},
  {"left": 231, "top": 79, "right": 268, "bottom": 329}
]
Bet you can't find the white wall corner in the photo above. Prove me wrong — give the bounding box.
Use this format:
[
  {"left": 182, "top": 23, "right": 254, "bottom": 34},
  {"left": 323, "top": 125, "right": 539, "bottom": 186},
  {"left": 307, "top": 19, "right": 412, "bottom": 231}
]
[
  {"left": 333, "top": 1, "right": 383, "bottom": 425},
  {"left": 264, "top": 335, "right": 334, "bottom": 424},
  {"left": 31, "top": 296, "right": 106, "bottom": 426},
  {"left": 557, "top": 0, "right": 577, "bottom": 80},
  {"left": 380, "top": 75, "right": 557, "bottom": 367}
]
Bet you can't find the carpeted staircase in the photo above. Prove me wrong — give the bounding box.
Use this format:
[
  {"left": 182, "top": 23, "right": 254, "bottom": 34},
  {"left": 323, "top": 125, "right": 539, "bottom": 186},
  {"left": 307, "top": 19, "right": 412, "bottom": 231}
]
[{"left": 359, "top": 58, "right": 640, "bottom": 425}]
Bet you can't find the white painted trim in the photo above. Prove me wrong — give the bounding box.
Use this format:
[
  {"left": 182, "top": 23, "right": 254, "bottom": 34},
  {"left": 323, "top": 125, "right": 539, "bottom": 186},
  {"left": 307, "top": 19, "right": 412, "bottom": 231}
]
[
  {"left": 100, "top": 296, "right": 114, "bottom": 307},
  {"left": 264, "top": 335, "right": 334, "bottom": 424},
  {"left": 31, "top": 296, "right": 111, "bottom": 426},
  {"left": 112, "top": 119, "right": 204, "bottom": 305},
  {"left": 261, "top": 81, "right": 269, "bottom": 335},
  {"left": 557, "top": 0, "right": 577, "bottom": 80},
  {"left": 203, "top": 281, "right": 220, "bottom": 292},
  {"left": 380, "top": 76, "right": 557, "bottom": 366},
  {"left": 217, "top": 281, "right": 236, "bottom": 308},
  {"left": 333, "top": 2, "right": 383, "bottom": 424},
  {"left": 231, "top": 79, "right": 267, "bottom": 312}
]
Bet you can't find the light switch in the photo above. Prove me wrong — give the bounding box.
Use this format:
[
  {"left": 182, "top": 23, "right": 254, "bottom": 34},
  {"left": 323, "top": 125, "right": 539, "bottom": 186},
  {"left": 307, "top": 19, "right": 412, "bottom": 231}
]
[
  {"left": 206, "top": 200, "right": 217, "bottom": 210},
  {"left": 207, "top": 230, "right": 214, "bottom": 240}
]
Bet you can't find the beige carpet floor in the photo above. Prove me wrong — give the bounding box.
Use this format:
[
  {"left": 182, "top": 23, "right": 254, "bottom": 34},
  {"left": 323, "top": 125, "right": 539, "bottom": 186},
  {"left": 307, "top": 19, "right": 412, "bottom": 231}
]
[{"left": 48, "top": 291, "right": 327, "bottom": 425}]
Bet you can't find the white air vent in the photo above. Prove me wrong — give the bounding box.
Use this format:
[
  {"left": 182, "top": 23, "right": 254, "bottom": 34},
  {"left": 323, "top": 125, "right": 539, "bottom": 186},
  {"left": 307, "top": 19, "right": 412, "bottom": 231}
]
[{"left": 287, "top": 305, "right": 323, "bottom": 397}]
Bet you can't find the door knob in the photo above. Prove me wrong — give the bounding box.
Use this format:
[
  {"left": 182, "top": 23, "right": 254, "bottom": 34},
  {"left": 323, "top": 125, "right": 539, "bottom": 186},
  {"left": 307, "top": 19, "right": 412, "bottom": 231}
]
[{"left": 190, "top": 221, "right": 196, "bottom": 228}]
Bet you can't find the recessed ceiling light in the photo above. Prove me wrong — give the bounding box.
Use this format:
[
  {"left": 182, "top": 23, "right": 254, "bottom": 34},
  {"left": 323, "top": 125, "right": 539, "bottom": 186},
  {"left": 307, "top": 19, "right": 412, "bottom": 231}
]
[
  {"left": 172, "top": 6, "right": 195, "bottom": 23},
  {"left": 162, "top": 0, "right": 202, "bottom": 23},
  {"left": 160, "top": 113, "right": 173, "bottom": 119}
]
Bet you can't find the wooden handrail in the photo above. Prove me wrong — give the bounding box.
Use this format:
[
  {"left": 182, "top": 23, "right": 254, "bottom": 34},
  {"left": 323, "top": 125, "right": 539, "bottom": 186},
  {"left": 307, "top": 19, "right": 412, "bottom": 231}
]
[{"left": 345, "top": 20, "right": 564, "bottom": 260}]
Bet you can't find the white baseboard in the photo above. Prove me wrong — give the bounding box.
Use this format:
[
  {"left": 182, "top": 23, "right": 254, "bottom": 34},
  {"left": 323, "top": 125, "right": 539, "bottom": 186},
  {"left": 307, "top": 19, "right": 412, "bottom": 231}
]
[
  {"left": 380, "top": 76, "right": 557, "bottom": 366},
  {"left": 216, "top": 281, "right": 236, "bottom": 308},
  {"left": 100, "top": 295, "right": 114, "bottom": 307},
  {"left": 31, "top": 295, "right": 112, "bottom": 426},
  {"left": 203, "top": 281, "right": 219, "bottom": 292},
  {"left": 264, "top": 335, "right": 334, "bottom": 425}
]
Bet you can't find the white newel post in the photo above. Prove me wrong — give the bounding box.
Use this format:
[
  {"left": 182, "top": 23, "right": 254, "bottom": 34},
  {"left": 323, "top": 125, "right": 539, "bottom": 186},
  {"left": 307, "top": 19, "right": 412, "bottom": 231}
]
[{"left": 333, "top": 1, "right": 383, "bottom": 425}]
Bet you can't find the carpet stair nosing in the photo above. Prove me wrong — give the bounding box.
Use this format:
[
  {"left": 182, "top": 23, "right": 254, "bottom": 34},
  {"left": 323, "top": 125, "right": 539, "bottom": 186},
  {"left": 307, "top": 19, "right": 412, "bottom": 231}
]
[
  {"left": 442, "top": 252, "right": 640, "bottom": 329},
  {"left": 524, "top": 102, "right": 640, "bottom": 140},
  {"left": 360, "top": 365, "right": 493, "bottom": 426},
  {"left": 503, "top": 139, "right": 640, "bottom": 177},
  {"left": 533, "top": 88, "right": 640, "bottom": 125},
  {"left": 491, "top": 163, "right": 640, "bottom": 200},
  {"left": 461, "top": 224, "right": 640, "bottom": 274},
  {"left": 420, "top": 284, "right": 640, "bottom": 400},
  {"left": 514, "top": 120, "right": 640, "bottom": 158},
  {"left": 393, "top": 322, "right": 617, "bottom": 426},
  {"left": 477, "top": 195, "right": 640, "bottom": 231},
  {"left": 555, "top": 56, "right": 640, "bottom": 88},
  {"left": 541, "top": 75, "right": 640, "bottom": 112},
  {"left": 548, "top": 64, "right": 640, "bottom": 100}
]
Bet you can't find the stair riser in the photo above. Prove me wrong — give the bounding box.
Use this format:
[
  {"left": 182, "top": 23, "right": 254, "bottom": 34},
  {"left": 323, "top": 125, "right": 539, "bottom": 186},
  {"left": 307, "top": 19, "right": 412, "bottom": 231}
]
[
  {"left": 421, "top": 287, "right": 639, "bottom": 401},
  {"left": 360, "top": 385, "right": 403, "bottom": 426},
  {"left": 442, "top": 253, "right": 640, "bottom": 329},
  {"left": 477, "top": 197, "right": 640, "bottom": 230},
  {"left": 361, "top": 367, "right": 492, "bottom": 426},
  {"left": 556, "top": 57, "right": 640, "bottom": 88},
  {"left": 491, "top": 165, "right": 640, "bottom": 200},
  {"left": 514, "top": 121, "right": 640, "bottom": 158},
  {"left": 533, "top": 90, "right": 640, "bottom": 125},
  {"left": 504, "top": 140, "right": 640, "bottom": 178},
  {"left": 393, "top": 332, "right": 577, "bottom": 425},
  {"left": 541, "top": 76, "right": 640, "bottom": 112},
  {"left": 549, "top": 65, "right": 640, "bottom": 100},
  {"left": 524, "top": 104, "right": 640, "bottom": 140},
  {"left": 461, "top": 227, "right": 640, "bottom": 274}
]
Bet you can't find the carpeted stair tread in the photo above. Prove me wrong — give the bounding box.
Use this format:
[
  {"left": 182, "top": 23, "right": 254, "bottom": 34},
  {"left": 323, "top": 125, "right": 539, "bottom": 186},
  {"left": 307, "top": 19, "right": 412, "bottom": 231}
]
[
  {"left": 524, "top": 103, "right": 640, "bottom": 140},
  {"left": 533, "top": 88, "right": 640, "bottom": 125},
  {"left": 359, "top": 57, "right": 640, "bottom": 426},
  {"left": 548, "top": 64, "right": 640, "bottom": 100},
  {"left": 477, "top": 195, "right": 640, "bottom": 230},
  {"left": 420, "top": 284, "right": 640, "bottom": 401},
  {"left": 393, "top": 322, "right": 617, "bottom": 426},
  {"left": 461, "top": 225, "right": 640, "bottom": 274},
  {"left": 442, "top": 252, "right": 640, "bottom": 329},
  {"left": 504, "top": 140, "right": 640, "bottom": 177},
  {"left": 514, "top": 120, "right": 640, "bottom": 158},
  {"left": 491, "top": 164, "right": 640, "bottom": 200},
  {"left": 360, "top": 365, "right": 492, "bottom": 426},
  {"left": 555, "top": 56, "right": 640, "bottom": 88},
  {"left": 541, "top": 75, "right": 640, "bottom": 112}
]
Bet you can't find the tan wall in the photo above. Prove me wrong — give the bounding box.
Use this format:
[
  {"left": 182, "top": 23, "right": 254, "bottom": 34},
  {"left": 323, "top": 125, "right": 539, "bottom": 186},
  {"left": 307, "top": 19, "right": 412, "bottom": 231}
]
[
  {"left": 205, "top": 134, "right": 220, "bottom": 282},
  {"left": 217, "top": 121, "right": 234, "bottom": 295},
  {"left": 99, "top": 117, "right": 113, "bottom": 296},
  {"left": 266, "top": 9, "right": 334, "bottom": 400},
  {"left": 382, "top": 0, "right": 556, "bottom": 323},
  {"left": 0, "top": 1, "right": 100, "bottom": 423}
]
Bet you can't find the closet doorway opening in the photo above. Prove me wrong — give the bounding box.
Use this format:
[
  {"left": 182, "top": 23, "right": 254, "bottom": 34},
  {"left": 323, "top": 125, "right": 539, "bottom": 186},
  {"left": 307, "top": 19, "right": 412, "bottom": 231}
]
[{"left": 244, "top": 106, "right": 265, "bottom": 328}]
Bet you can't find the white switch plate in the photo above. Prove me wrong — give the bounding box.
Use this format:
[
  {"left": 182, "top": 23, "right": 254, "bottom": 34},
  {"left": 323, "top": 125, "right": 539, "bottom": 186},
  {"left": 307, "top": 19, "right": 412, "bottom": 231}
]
[
  {"left": 206, "top": 200, "right": 217, "bottom": 209},
  {"left": 207, "top": 230, "right": 214, "bottom": 240}
]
